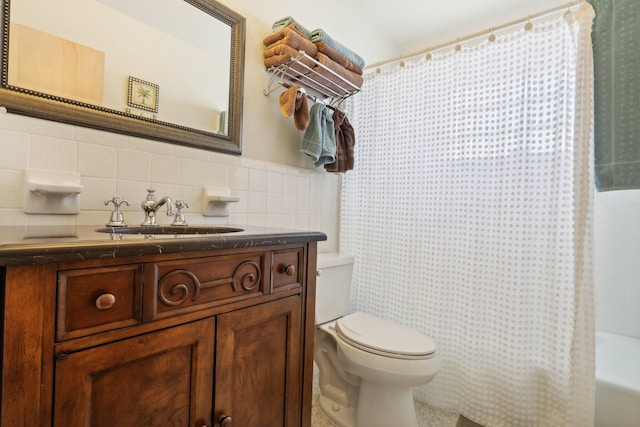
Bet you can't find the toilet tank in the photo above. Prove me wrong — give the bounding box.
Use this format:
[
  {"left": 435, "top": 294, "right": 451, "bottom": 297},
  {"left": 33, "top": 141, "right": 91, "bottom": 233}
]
[{"left": 315, "top": 253, "right": 355, "bottom": 324}]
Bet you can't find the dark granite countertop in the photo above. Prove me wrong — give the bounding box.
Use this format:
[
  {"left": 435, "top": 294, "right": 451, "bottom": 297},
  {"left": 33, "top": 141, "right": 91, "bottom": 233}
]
[{"left": 0, "top": 225, "right": 327, "bottom": 266}]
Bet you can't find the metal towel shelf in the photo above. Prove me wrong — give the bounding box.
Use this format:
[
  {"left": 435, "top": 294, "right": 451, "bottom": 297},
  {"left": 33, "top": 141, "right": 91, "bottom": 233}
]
[{"left": 264, "top": 50, "right": 360, "bottom": 103}]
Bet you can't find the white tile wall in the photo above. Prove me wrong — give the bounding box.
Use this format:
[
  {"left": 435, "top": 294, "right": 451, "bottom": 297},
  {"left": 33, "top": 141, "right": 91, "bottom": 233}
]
[
  {"left": 594, "top": 189, "right": 640, "bottom": 338},
  {"left": 0, "top": 112, "right": 340, "bottom": 253}
]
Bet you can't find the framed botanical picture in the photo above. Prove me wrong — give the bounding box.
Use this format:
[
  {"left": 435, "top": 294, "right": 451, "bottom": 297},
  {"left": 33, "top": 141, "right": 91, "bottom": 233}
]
[{"left": 127, "top": 76, "right": 159, "bottom": 113}]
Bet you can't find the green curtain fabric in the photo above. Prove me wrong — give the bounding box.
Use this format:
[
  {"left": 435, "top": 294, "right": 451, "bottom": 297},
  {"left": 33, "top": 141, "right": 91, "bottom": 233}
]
[{"left": 589, "top": 0, "right": 640, "bottom": 191}]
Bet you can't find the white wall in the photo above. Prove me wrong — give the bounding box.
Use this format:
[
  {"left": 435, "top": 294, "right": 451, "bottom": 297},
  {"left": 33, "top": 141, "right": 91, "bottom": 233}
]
[
  {"left": 0, "top": 0, "right": 396, "bottom": 253},
  {"left": 595, "top": 190, "right": 640, "bottom": 338}
]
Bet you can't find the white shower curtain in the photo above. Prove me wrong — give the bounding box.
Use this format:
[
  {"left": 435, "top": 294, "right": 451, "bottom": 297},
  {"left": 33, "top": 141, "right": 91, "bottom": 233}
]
[{"left": 341, "top": 5, "right": 595, "bottom": 426}]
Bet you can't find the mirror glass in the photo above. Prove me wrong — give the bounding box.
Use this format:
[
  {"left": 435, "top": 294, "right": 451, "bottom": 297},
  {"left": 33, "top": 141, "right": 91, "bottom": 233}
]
[{"left": 0, "top": 0, "right": 245, "bottom": 153}]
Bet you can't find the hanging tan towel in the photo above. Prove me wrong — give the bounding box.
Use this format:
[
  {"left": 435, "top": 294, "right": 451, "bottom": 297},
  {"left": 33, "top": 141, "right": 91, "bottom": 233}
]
[
  {"left": 279, "top": 85, "right": 299, "bottom": 118},
  {"left": 294, "top": 95, "right": 310, "bottom": 131},
  {"left": 278, "top": 85, "right": 310, "bottom": 131},
  {"left": 262, "top": 26, "right": 318, "bottom": 57},
  {"left": 314, "top": 41, "right": 363, "bottom": 76}
]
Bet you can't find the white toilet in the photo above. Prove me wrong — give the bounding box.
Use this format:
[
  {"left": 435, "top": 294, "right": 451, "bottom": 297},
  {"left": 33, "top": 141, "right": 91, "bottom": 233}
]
[{"left": 314, "top": 253, "right": 440, "bottom": 427}]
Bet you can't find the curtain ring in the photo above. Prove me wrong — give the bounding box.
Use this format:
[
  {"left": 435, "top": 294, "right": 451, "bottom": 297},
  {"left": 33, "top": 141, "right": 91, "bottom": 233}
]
[
  {"left": 524, "top": 16, "right": 533, "bottom": 31},
  {"left": 455, "top": 38, "right": 462, "bottom": 52},
  {"left": 488, "top": 27, "right": 496, "bottom": 42},
  {"left": 563, "top": 4, "right": 573, "bottom": 19}
]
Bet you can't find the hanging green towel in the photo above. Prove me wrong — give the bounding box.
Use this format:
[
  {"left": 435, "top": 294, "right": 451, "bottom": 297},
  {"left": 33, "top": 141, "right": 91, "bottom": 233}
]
[
  {"left": 301, "top": 103, "right": 336, "bottom": 167},
  {"left": 589, "top": 0, "right": 640, "bottom": 191}
]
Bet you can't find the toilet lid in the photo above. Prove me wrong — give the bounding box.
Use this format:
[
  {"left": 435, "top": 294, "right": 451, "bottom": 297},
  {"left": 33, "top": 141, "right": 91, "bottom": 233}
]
[{"left": 335, "top": 312, "right": 436, "bottom": 360}]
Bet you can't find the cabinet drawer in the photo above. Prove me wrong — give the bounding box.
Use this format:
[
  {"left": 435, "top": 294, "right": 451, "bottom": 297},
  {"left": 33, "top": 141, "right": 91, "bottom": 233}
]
[
  {"left": 57, "top": 265, "right": 143, "bottom": 341},
  {"left": 144, "top": 252, "right": 267, "bottom": 321},
  {"left": 272, "top": 248, "right": 304, "bottom": 292}
]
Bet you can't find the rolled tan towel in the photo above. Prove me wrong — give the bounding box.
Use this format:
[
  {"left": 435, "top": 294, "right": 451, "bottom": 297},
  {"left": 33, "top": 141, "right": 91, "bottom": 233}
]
[
  {"left": 299, "top": 53, "right": 363, "bottom": 97},
  {"left": 262, "top": 26, "right": 318, "bottom": 57},
  {"left": 315, "top": 41, "right": 363, "bottom": 76},
  {"left": 272, "top": 18, "right": 311, "bottom": 38},
  {"left": 279, "top": 22, "right": 310, "bottom": 39},
  {"left": 263, "top": 44, "right": 316, "bottom": 76}
]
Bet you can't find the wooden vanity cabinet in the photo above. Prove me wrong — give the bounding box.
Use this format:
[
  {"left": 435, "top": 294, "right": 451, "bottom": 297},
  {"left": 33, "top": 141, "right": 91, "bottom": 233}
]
[{"left": 0, "top": 241, "right": 318, "bottom": 427}]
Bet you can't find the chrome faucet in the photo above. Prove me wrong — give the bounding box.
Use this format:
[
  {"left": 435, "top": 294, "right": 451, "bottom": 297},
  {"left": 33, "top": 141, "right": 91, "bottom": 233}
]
[{"left": 140, "top": 189, "right": 175, "bottom": 226}]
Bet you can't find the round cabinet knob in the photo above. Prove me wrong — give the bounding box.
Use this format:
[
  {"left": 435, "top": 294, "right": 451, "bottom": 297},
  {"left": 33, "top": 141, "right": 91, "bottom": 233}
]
[
  {"left": 219, "top": 415, "right": 232, "bottom": 426},
  {"left": 316, "top": 269, "right": 322, "bottom": 277},
  {"left": 284, "top": 264, "right": 296, "bottom": 276},
  {"left": 95, "top": 293, "right": 116, "bottom": 310}
]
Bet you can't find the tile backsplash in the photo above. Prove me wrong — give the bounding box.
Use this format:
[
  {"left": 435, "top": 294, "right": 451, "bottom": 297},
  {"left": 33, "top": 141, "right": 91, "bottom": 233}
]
[{"left": 0, "top": 111, "right": 340, "bottom": 252}]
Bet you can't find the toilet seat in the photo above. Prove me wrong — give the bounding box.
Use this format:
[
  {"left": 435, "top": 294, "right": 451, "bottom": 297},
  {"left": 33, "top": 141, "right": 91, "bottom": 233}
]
[{"left": 334, "top": 312, "right": 436, "bottom": 360}]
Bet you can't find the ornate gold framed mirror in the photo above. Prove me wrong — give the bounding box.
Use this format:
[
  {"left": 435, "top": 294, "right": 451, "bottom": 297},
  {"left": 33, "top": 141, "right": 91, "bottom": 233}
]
[{"left": 0, "top": 0, "right": 245, "bottom": 154}]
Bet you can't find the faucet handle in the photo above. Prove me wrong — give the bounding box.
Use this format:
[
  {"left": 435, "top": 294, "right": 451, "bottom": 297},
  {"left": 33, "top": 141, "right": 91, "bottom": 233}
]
[
  {"left": 145, "top": 189, "right": 157, "bottom": 201},
  {"left": 104, "top": 196, "right": 130, "bottom": 227},
  {"left": 105, "top": 196, "right": 130, "bottom": 209},
  {"left": 171, "top": 200, "right": 189, "bottom": 226},
  {"left": 175, "top": 200, "right": 189, "bottom": 210}
]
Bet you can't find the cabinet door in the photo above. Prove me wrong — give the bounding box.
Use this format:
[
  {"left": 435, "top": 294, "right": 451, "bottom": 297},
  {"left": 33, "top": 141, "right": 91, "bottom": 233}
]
[
  {"left": 215, "top": 296, "right": 302, "bottom": 427},
  {"left": 53, "top": 318, "right": 215, "bottom": 427}
]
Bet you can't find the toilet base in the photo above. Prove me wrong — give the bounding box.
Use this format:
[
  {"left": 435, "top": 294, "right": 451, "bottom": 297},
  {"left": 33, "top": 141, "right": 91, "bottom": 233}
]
[
  {"left": 356, "top": 379, "right": 418, "bottom": 427},
  {"left": 318, "top": 394, "right": 356, "bottom": 427},
  {"left": 318, "top": 380, "right": 419, "bottom": 427}
]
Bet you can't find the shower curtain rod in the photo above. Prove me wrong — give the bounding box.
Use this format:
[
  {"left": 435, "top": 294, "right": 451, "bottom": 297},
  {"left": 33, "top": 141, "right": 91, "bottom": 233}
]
[{"left": 365, "top": 0, "right": 583, "bottom": 70}]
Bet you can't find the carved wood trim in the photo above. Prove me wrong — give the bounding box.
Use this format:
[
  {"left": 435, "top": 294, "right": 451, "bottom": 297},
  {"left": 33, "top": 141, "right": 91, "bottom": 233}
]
[{"left": 157, "top": 260, "right": 262, "bottom": 308}]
